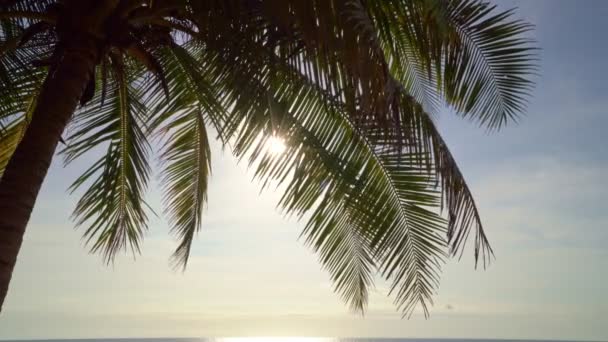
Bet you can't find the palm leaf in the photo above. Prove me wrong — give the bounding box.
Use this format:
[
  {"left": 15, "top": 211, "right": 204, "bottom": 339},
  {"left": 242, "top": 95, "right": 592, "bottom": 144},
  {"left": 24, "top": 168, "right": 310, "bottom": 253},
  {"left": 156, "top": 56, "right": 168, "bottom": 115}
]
[
  {"left": 148, "top": 44, "right": 225, "bottom": 269},
  {"left": 63, "top": 53, "right": 151, "bottom": 263},
  {"left": 0, "top": 55, "right": 43, "bottom": 178},
  {"left": 368, "top": 0, "right": 538, "bottom": 128},
  {"left": 0, "top": 0, "right": 537, "bottom": 318},
  {"left": 194, "top": 39, "right": 449, "bottom": 315}
]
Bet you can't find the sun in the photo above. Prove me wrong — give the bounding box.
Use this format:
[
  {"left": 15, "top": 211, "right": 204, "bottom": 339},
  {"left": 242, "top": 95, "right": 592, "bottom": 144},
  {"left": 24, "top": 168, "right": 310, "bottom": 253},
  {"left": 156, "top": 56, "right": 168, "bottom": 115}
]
[{"left": 267, "top": 135, "right": 287, "bottom": 155}]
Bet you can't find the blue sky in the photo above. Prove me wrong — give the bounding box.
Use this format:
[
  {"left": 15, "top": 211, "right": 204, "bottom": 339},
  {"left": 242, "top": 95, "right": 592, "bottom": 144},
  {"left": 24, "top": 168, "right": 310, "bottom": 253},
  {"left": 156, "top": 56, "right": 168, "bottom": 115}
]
[{"left": 1, "top": 1, "right": 607, "bottom": 340}]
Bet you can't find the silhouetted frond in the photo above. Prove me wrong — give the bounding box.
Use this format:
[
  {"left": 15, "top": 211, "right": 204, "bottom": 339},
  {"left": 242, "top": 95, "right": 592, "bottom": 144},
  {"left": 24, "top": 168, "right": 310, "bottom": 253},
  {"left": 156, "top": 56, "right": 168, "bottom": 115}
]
[
  {"left": 63, "top": 53, "right": 151, "bottom": 263},
  {"left": 1, "top": 0, "right": 537, "bottom": 317},
  {"left": 149, "top": 44, "right": 225, "bottom": 269}
]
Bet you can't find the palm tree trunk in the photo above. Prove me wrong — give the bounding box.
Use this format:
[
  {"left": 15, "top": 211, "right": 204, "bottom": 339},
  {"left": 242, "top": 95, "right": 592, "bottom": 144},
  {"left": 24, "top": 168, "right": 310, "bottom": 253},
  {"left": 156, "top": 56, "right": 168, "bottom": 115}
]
[{"left": 0, "top": 45, "right": 98, "bottom": 312}]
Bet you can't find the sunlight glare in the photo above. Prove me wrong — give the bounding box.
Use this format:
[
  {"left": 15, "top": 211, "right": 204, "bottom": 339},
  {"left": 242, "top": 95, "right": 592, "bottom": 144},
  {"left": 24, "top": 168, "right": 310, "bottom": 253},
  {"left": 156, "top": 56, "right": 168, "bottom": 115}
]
[
  {"left": 220, "top": 338, "right": 336, "bottom": 342},
  {"left": 267, "top": 136, "right": 287, "bottom": 155}
]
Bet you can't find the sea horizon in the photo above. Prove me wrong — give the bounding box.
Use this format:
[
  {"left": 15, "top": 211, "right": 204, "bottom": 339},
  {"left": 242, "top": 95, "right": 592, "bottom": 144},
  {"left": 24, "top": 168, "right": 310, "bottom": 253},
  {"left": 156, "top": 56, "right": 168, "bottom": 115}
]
[
  {"left": 0, "top": 2, "right": 607, "bottom": 342},
  {"left": 0, "top": 338, "right": 604, "bottom": 342}
]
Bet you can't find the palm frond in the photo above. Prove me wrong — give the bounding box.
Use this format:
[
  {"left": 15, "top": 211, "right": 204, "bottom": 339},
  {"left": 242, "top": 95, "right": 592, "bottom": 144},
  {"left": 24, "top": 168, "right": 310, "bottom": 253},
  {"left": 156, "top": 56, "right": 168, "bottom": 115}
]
[
  {"left": 194, "top": 36, "right": 451, "bottom": 315},
  {"left": 366, "top": 1, "right": 441, "bottom": 113},
  {"left": 0, "top": 16, "right": 53, "bottom": 91},
  {"left": 63, "top": 53, "right": 151, "bottom": 263},
  {"left": 0, "top": 56, "right": 43, "bottom": 178},
  {"left": 147, "top": 44, "right": 226, "bottom": 269},
  {"left": 196, "top": 45, "right": 376, "bottom": 312},
  {"left": 0, "top": 117, "right": 25, "bottom": 178},
  {"left": 412, "top": 97, "right": 493, "bottom": 264},
  {"left": 0, "top": 0, "right": 537, "bottom": 318},
  {"left": 158, "top": 110, "right": 210, "bottom": 269},
  {"left": 368, "top": 0, "right": 538, "bottom": 128},
  {"left": 434, "top": 0, "right": 537, "bottom": 128}
]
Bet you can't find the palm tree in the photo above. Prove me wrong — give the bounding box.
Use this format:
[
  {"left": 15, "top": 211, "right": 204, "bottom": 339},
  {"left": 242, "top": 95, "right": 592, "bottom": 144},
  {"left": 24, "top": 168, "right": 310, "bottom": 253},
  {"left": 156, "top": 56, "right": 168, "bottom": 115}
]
[{"left": 0, "top": 0, "right": 536, "bottom": 315}]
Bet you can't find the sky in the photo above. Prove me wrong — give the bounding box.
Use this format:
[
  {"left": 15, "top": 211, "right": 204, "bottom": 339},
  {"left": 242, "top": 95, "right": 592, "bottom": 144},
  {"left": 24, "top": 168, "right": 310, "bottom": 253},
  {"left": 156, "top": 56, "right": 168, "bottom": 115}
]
[{"left": 1, "top": 0, "right": 608, "bottom": 340}]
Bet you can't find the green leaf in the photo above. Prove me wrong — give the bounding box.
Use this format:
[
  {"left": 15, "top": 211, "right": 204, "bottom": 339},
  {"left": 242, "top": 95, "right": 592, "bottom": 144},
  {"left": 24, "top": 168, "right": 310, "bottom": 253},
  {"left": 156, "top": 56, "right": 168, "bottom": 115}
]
[{"left": 63, "top": 53, "right": 151, "bottom": 263}]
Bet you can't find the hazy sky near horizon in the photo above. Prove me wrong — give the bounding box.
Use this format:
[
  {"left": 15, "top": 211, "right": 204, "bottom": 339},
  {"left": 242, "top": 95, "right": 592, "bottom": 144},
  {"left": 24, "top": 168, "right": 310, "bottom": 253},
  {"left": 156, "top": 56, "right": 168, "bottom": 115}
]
[{"left": 1, "top": 1, "right": 607, "bottom": 340}]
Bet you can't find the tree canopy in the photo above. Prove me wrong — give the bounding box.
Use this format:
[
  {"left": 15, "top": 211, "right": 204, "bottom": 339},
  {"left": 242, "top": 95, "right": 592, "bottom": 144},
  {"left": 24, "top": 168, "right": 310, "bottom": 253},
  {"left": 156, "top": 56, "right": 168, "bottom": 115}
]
[{"left": 0, "top": 0, "right": 537, "bottom": 316}]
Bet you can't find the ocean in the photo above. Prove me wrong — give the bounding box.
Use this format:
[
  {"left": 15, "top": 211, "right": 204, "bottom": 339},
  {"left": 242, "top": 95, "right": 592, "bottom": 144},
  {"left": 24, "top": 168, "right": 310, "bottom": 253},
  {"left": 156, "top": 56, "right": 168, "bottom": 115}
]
[{"left": 0, "top": 339, "right": 593, "bottom": 342}]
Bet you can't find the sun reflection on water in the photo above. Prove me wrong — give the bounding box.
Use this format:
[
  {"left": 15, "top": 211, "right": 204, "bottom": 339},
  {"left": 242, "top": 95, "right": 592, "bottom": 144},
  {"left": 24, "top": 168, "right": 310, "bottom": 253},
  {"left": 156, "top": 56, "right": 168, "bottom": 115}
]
[{"left": 220, "top": 338, "right": 337, "bottom": 342}]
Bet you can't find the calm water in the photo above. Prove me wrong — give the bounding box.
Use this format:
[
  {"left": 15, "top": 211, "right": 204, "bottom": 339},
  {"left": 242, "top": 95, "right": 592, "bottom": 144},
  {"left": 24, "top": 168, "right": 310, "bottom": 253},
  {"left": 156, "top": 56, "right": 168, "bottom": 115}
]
[{"left": 0, "top": 339, "right": 592, "bottom": 342}]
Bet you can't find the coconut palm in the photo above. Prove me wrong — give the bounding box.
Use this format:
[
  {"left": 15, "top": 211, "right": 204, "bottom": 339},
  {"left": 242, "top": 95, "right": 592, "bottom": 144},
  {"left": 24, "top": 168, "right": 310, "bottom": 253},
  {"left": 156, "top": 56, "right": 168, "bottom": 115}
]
[{"left": 0, "top": 0, "right": 536, "bottom": 315}]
